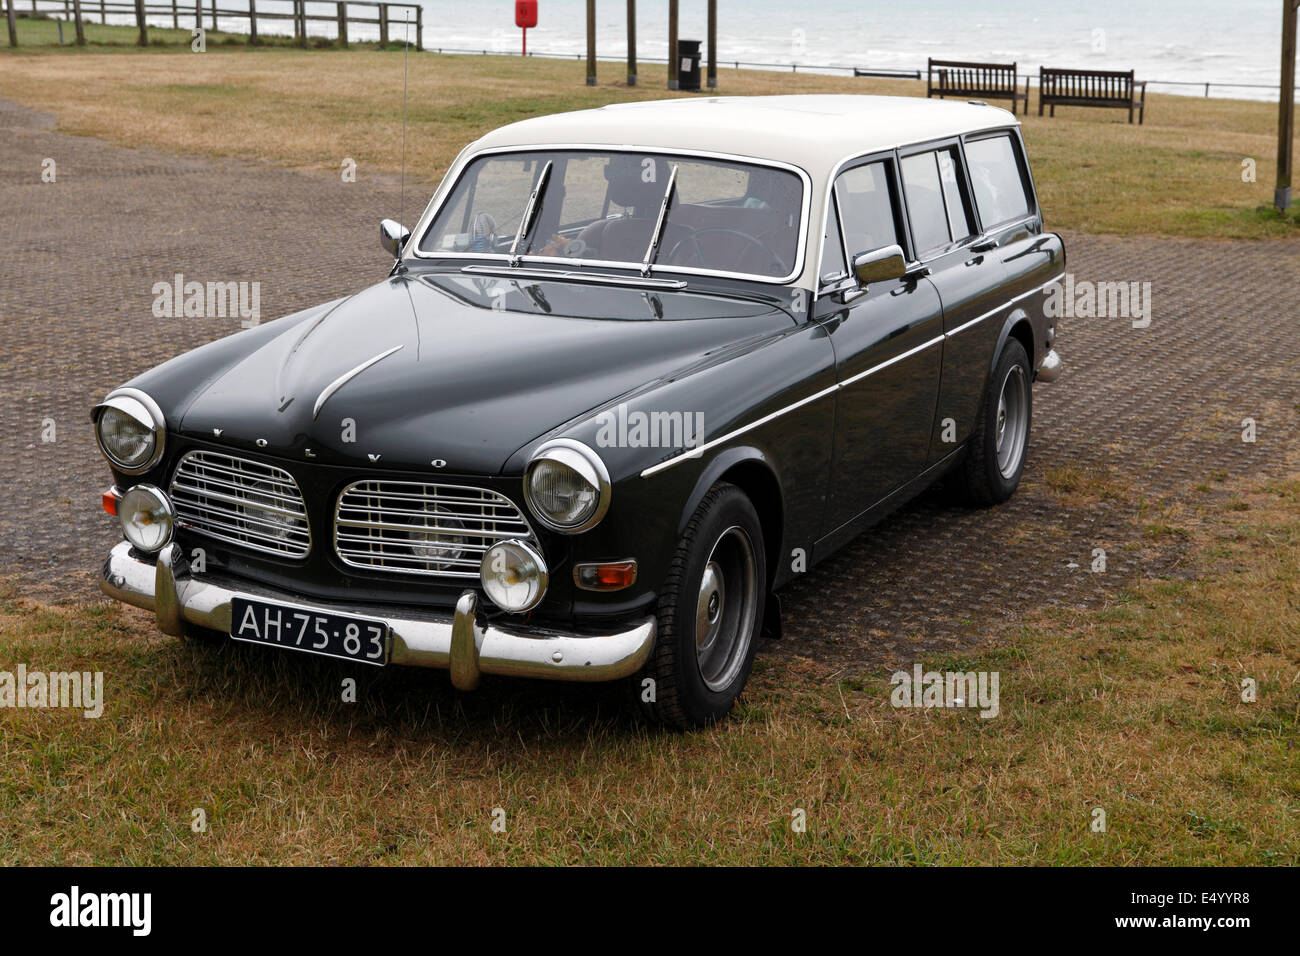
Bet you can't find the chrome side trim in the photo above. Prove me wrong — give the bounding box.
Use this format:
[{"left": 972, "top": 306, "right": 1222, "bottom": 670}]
[
  {"left": 99, "top": 542, "right": 657, "bottom": 685},
  {"left": 944, "top": 273, "right": 1064, "bottom": 339},
  {"left": 312, "top": 345, "right": 404, "bottom": 419},
  {"left": 837, "top": 334, "right": 946, "bottom": 389},
  {"left": 640, "top": 272, "right": 1064, "bottom": 479}
]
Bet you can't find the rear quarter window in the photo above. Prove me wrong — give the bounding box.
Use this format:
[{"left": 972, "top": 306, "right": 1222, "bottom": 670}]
[{"left": 964, "top": 134, "right": 1032, "bottom": 227}]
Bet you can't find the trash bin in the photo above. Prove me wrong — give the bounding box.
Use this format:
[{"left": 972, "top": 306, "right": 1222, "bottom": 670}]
[{"left": 677, "top": 39, "right": 702, "bottom": 92}]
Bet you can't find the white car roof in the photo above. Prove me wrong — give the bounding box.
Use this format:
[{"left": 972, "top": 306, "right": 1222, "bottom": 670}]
[{"left": 471, "top": 94, "right": 1019, "bottom": 176}]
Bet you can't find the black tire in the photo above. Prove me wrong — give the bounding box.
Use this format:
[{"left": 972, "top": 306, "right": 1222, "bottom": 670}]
[
  {"left": 957, "top": 338, "right": 1032, "bottom": 506},
  {"left": 630, "top": 482, "right": 766, "bottom": 730}
]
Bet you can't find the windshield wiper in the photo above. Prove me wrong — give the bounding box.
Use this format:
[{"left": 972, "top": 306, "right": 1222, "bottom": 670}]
[
  {"left": 509, "top": 160, "right": 553, "bottom": 267},
  {"left": 640, "top": 164, "right": 679, "bottom": 277}
]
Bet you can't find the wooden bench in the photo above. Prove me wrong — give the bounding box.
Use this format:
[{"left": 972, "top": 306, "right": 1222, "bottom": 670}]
[
  {"left": 1038, "top": 67, "right": 1147, "bottom": 124},
  {"left": 927, "top": 59, "right": 1029, "bottom": 115}
]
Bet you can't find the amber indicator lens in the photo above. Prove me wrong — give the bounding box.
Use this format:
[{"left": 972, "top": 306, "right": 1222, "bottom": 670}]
[{"left": 574, "top": 560, "right": 638, "bottom": 591}]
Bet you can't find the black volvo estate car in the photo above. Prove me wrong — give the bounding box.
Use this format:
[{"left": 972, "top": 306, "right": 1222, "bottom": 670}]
[{"left": 95, "top": 95, "right": 1064, "bottom": 728}]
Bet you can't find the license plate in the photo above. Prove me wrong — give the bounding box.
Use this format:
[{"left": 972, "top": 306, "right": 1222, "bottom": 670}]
[{"left": 230, "top": 597, "right": 389, "bottom": 666}]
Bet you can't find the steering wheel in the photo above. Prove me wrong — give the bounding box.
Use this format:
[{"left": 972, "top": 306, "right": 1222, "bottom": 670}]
[{"left": 666, "top": 228, "right": 788, "bottom": 274}]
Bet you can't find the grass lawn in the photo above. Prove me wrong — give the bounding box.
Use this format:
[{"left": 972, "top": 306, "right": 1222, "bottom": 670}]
[
  {"left": 1, "top": 20, "right": 1298, "bottom": 239},
  {"left": 2, "top": 473, "right": 1297, "bottom": 865}
]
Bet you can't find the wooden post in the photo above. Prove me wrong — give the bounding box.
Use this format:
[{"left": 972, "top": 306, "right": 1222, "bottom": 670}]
[
  {"left": 667, "top": 0, "right": 678, "bottom": 90},
  {"left": 585, "top": 0, "right": 596, "bottom": 85},
  {"left": 336, "top": 0, "right": 344, "bottom": 46},
  {"left": 626, "top": 0, "right": 636, "bottom": 86},
  {"left": 6, "top": 0, "right": 18, "bottom": 48},
  {"left": 209, "top": 0, "right": 215, "bottom": 31},
  {"left": 1276, "top": 0, "right": 1298, "bottom": 210},
  {"left": 72, "top": 0, "right": 84, "bottom": 43},
  {"left": 378, "top": 2, "right": 387, "bottom": 46},
  {"left": 706, "top": 0, "right": 716, "bottom": 88},
  {"left": 248, "top": 0, "right": 255, "bottom": 43},
  {"left": 297, "top": 0, "right": 307, "bottom": 46},
  {"left": 100, "top": 0, "right": 105, "bottom": 24},
  {"left": 135, "top": 0, "right": 147, "bottom": 45},
  {"left": 170, "top": 0, "right": 177, "bottom": 29},
  {"left": 415, "top": 3, "right": 421, "bottom": 51},
  {"left": 193, "top": 0, "right": 199, "bottom": 29}
]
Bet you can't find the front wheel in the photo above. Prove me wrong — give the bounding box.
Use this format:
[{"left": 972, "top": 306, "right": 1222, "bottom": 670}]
[
  {"left": 631, "top": 483, "right": 766, "bottom": 729},
  {"left": 956, "top": 338, "right": 1032, "bottom": 505}
]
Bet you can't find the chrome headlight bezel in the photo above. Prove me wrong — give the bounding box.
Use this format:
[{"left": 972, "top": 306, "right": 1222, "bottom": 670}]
[
  {"left": 93, "top": 387, "right": 166, "bottom": 474},
  {"left": 523, "top": 439, "right": 611, "bottom": 534}
]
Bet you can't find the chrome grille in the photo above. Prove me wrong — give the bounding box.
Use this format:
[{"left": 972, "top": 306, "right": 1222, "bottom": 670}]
[
  {"left": 335, "top": 480, "right": 534, "bottom": 579},
  {"left": 170, "top": 451, "right": 311, "bottom": 558}
]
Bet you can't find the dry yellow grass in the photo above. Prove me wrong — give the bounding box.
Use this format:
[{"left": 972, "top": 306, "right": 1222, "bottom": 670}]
[
  {"left": 0, "top": 45, "right": 1296, "bottom": 238},
  {"left": 2, "top": 472, "right": 1297, "bottom": 865}
]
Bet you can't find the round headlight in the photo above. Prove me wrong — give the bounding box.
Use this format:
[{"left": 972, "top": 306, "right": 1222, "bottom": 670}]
[
  {"left": 480, "top": 540, "right": 548, "bottom": 612},
  {"left": 524, "top": 439, "right": 611, "bottom": 533},
  {"left": 94, "top": 389, "right": 164, "bottom": 473},
  {"left": 118, "top": 484, "right": 174, "bottom": 553}
]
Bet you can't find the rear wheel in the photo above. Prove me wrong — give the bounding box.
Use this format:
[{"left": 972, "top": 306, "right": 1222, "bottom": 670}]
[
  {"left": 631, "top": 483, "right": 766, "bottom": 729},
  {"left": 957, "top": 338, "right": 1032, "bottom": 505}
]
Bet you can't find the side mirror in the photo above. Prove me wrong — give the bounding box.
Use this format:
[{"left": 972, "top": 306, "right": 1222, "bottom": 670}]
[
  {"left": 380, "top": 219, "right": 410, "bottom": 259},
  {"left": 853, "top": 244, "right": 907, "bottom": 285}
]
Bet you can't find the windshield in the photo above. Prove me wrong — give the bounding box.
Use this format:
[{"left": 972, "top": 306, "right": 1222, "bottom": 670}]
[{"left": 417, "top": 149, "right": 805, "bottom": 280}]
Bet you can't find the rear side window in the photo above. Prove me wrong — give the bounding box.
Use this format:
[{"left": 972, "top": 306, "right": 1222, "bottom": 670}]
[
  {"left": 965, "top": 135, "right": 1031, "bottom": 226},
  {"left": 901, "top": 147, "right": 974, "bottom": 255},
  {"left": 834, "top": 161, "right": 901, "bottom": 259}
]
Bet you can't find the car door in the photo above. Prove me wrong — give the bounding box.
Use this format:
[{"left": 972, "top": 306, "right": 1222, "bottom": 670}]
[
  {"left": 955, "top": 129, "right": 1065, "bottom": 378},
  {"left": 813, "top": 155, "right": 944, "bottom": 540},
  {"left": 893, "top": 141, "right": 1009, "bottom": 464}
]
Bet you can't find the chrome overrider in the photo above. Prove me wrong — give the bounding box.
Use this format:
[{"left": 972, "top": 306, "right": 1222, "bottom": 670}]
[{"left": 100, "top": 541, "right": 657, "bottom": 691}]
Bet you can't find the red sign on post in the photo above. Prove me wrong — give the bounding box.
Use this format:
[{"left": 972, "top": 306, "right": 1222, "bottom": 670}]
[{"left": 516, "top": 0, "right": 538, "bottom": 55}]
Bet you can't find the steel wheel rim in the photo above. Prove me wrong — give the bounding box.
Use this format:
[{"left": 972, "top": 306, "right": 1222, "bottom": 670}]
[
  {"left": 693, "top": 525, "right": 758, "bottom": 693},
  {"left": 995, "top": 364, "right": 1028, "bottom": 479}
]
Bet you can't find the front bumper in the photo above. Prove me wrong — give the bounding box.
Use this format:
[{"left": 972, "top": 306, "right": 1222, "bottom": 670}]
[{"left": 100, "top": 541, "right": 656, "bottom": 690}]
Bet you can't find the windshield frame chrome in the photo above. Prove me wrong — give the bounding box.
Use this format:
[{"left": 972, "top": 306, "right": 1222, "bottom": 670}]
[{"left": 407, "top": 144, "right": 812, "bottom": 286}]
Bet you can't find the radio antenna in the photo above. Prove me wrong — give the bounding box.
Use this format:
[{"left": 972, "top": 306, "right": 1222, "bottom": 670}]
[{"left": 400, "top": 11, "right": 411, "bottom": 233}]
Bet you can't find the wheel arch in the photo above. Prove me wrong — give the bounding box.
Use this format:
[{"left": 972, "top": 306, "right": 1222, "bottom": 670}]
[
  {"left": 676, "top": 447, "right": 784, "bottom": 590},
  {"left": 993, "top": 308, "right": 1035, "bottom": 373}
]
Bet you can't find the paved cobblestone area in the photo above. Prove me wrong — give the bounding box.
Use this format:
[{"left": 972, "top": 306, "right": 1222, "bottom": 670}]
[{"left": 2, "top": 96, "right": 1296, "bottom": 674}]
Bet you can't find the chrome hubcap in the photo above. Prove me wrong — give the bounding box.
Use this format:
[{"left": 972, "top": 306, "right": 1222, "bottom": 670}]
[
  {"left": 995, "top": 364, "right": 1029, "bottom": 479},
  {"left": 693, "top": 526, "right": 758, "bottom": 693}
]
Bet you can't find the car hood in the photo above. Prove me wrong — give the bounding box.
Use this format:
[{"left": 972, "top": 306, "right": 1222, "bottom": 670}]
[{"left": 177, "top": 272, "right": 793, "bottom": 475}]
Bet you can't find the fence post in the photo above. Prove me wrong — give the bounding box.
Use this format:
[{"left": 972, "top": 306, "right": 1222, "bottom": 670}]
[
  {"left": 170, "top": 0, "right": 176, "bottom": 29},
  {"left": 209, "top": 0, "right": 215, "bottom": 31},
  {"left": 72, "top": 0, "right": 84, "bottom": 43},
  {"left": 6, "top": 0, "right": 18, "bottom": 48},
  {"left": 135, "top": 0, "right": 147, "bottom": 45},
  {"left": 336, "top": 0, "right": 344, "bottom": 46},
  {"left": 378, "top": 3, "right": 387, "bottom": 47},
  {"left": 63, "top": 0, "right": 70, "bottom": 22},
  {"left": 193, "top": 0, "right": 199, "bottom": 30},
  {"left": 100, "top": 0, "right": 105, "bottom": 24},
  {"left": 706, "top": 0, "right": 716, "bottom": 88},
  {"left": 299, "top": 0, "right": 308, "bottom": 46},
  {"left": 666, "top": 0, "right": 678, "bottom": 89},
  {"left": 415, "top": 3, "right": 421, "bottom": 51},
  {"left": 248, "top": 0, "right": 255, "bottom": 43}
]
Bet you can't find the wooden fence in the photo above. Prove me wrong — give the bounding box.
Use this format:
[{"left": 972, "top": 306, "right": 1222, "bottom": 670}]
[{"left": 4, "top": 0, "right": 422, "bottom": 49}]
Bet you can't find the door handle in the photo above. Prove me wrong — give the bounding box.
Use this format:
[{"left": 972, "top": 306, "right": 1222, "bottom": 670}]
[{"left": 971, "top": 237, "right": 999, "bottom": 253}]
